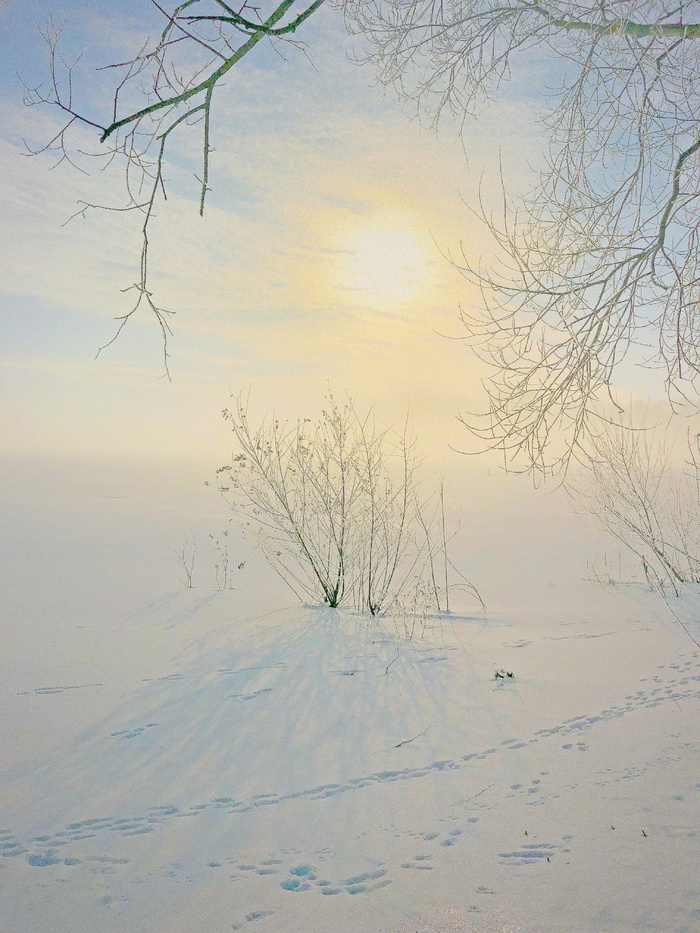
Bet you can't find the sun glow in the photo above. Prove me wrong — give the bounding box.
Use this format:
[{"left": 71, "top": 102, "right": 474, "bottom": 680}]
[{"left": 344, "top": 226, "right": 428, "bottom": 302}]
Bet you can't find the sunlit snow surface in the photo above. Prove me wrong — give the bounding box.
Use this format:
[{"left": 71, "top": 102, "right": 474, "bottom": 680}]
[{"left": 1, "top": 460, "right": 699, "bottom": 933}]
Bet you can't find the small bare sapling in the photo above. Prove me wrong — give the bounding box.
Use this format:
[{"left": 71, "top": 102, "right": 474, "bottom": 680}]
[
  {"left": 175, "top": 533, "right": 196, "bottom": 588},
  {"left": 210, "top": 530, "right": 242, "bottom": 591}
]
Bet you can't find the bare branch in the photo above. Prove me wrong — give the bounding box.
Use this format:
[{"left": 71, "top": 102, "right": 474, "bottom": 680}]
[
  {"left": 24, "top": 1, "right": 327, "bottom": 371},
  {"left": 339, "top": 0, "right": 700, "bottom": 473}
]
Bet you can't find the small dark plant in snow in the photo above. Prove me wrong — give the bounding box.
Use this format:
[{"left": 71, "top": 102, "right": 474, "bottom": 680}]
[{"left": 217, "top": 392, "right": 480, "bottom": 615}]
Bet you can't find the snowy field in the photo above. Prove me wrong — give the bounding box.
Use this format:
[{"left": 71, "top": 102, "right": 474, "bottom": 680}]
[{"left": 1, "top": 456, "right": 699, "bottom": 933}]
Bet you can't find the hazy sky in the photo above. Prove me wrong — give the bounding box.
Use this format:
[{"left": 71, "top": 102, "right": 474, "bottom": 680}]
[{"left": 0, "top": 1, "right": 663, "bottom": 470}]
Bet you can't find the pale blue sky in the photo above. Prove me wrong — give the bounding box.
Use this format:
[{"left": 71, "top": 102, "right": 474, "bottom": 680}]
[{"left": 0, "top": 0, "right": 666, "bottom": 470}]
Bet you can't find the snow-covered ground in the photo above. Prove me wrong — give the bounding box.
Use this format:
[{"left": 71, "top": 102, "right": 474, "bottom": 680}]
[{"left": 1, "top": 456, "right": 698, "bottom": 933}]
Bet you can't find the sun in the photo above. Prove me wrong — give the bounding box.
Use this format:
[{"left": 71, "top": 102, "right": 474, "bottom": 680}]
[{"left": 344, "top": 226, "right": 428, "bottom": 302}]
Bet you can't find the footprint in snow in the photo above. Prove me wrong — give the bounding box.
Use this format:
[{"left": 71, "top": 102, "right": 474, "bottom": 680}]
[
  {"left": 17, "top": 683, "right": 103, "bottom": 696},
  {"left": 228, "top": 688, "right": 274, "bottom": 701},
  {"left": 110, "top": 723, "right": 159, "bottom": 739},
  {"left": 276, "top": 862, "right": 390, "bottom": 896},
  {"left": 401, "top": 854, "right": 433, "bottom": 869},
  {"left": 27, "top": 851, "right": 62, "bottom": 867},
  {"left": 498, "top": 842, "right": 557, "bottom": 866}
]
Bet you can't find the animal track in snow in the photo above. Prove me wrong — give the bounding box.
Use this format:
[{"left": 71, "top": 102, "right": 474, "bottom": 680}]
[
  {"left": 110, "top": 723, "right": 159, "bottom": 739},
  {"left": 231, "top": 909, "right": 276, "bottom": 929},
  {"left": 415, "top": 814, "right": 479, "bottom": 850},
  {"left": 498, "top": 842, "right": 557, "bottom": 865},
  {"left": 228, "top": 688, "right": 273, "bottom": 701},
  {"left": 11, "top": 658, "right": 697, "bottom": 870},
  {"left": 141, "top": 672, "right": 184, "bottom": 683},
  {"left": 278, "top": 864, "right": 320, "bottom": 891},
  {"left": 543, "top": 632, "right": 615, "bottom": 641},
  {"left": 0, "top": 834, "right": 27, "bottom": 857},
  {"left": 219, "top": 663, "right": 286, "bottom": 675},
  {"left": 401, "top": 854, "right": 433, "bottom": 869},
  {"left": 27, "top": 851, "right": 63, "bottom": 867},
  {"left": 229, "top": 856, "right": 393, "bottom": 897},
  {"left": 506, "top": 772, "right": 554, "bottom": 807},
  {"left": 17, "top": 682, "right": 103, "bottom": 696}
]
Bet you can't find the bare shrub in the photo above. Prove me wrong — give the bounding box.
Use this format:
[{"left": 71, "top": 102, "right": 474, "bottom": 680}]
[
  {"left": 216, "top": 391, "right": 481, "bottom": 615},
  {"left": 569, "top": 422, "right": 700, "bottom": 596}
]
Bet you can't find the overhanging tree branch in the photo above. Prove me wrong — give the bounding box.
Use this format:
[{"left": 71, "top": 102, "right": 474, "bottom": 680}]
[
  {"left": 339, "top": 0, "right": 700, "bottom": 473},
  {"left": 23, "top": 0, "right": 327, "bottom": 376},
  {"left": 180, "top": 0, "right": 327, "bottom": 35}
]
